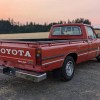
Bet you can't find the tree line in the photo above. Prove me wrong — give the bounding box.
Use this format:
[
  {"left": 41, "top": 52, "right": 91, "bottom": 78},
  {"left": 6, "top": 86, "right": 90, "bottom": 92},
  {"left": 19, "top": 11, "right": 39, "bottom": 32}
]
[{"left": 0, "top": 18, "right": 92, "bottom": 34}]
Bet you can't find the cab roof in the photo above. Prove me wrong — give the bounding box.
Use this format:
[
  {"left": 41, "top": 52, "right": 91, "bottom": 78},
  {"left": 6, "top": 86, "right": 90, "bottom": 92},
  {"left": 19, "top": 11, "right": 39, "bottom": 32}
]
[{"left": 53, "top": 23, "right": 91, "bottom": 27}]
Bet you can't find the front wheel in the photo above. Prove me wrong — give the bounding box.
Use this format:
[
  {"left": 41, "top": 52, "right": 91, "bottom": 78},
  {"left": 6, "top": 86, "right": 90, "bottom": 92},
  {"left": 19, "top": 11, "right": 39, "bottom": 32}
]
[{"left": 96, "top": 55, "right": 100, "bottom": 62}]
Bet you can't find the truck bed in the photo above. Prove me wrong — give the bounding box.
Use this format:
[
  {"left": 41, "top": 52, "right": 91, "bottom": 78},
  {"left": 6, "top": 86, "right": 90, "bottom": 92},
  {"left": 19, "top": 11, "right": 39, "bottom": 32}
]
[{"left": 0, "top": 38, "right": 87, "bottom": 72}]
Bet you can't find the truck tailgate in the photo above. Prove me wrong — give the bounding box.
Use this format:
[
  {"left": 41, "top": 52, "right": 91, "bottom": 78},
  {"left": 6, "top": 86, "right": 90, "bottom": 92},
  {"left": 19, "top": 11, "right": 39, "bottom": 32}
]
[{"left": 0, "top": 41, "right": 36, "bottom": 70}]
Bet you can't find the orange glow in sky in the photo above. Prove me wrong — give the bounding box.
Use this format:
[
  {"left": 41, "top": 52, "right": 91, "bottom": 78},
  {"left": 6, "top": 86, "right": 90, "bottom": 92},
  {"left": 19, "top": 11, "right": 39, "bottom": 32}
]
[{"left": 0, "top": 0, "right": 100, "bottom": 26}]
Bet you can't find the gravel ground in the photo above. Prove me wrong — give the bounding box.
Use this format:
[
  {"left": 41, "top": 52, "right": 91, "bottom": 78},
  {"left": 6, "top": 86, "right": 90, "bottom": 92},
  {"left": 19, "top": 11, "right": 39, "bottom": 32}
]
[{"left": 0, "top": 59, "right": 100, "bottom": 100}]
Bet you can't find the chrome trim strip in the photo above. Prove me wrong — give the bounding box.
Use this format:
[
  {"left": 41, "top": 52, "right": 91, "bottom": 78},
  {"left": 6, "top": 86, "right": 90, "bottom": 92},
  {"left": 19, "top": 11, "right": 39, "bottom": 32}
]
[
  {"left": 89, "top": 51, "right": 97, "bottom": 54},
  {"left": 78, "top": 50, "right": 98, "bottom": 56},
  {"left": 78, "top": 52, "right": 88, "bottom": 56},
  {"left": 42, "top": 59, "right": 64, "bottom": 66}
]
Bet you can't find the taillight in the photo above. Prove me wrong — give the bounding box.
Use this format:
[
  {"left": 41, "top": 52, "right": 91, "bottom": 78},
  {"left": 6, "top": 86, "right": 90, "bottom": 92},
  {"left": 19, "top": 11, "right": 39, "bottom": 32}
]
[{"left": 36, "top": 48, "right": 42, "bottom": 65}]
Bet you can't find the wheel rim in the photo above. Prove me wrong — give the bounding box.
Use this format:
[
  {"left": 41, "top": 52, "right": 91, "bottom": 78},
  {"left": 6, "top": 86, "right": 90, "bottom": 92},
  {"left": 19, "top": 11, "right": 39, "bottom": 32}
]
[{"left": 65, "top": 61, "right": 74, "bottom": 76}]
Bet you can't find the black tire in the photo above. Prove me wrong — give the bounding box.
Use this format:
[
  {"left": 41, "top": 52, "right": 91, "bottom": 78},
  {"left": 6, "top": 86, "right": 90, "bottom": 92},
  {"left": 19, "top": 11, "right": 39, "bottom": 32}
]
[
  {"left": 96, "top": 55, "right": 100, "bottom": 62},
  {"left": 53, "top": 56, "right": 75, "bottom": 81}
]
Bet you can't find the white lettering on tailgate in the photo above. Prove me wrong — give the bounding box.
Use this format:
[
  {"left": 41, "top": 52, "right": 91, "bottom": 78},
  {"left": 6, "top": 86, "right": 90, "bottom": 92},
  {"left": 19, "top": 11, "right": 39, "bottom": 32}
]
[{"left": 0, "top": 48, "right": 31, "bottom": 57}]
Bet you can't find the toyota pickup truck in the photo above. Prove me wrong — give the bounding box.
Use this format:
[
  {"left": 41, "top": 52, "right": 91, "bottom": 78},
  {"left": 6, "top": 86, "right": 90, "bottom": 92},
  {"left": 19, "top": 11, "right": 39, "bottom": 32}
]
[{"left": 0, "top": 23, "right": 100, "bottom": 82}]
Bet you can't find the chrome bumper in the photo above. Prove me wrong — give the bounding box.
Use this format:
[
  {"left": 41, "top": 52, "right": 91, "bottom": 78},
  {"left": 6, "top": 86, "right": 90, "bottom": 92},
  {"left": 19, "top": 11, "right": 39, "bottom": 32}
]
[{"left": 0, "top": 66, "right": 47, "bottom": 82}]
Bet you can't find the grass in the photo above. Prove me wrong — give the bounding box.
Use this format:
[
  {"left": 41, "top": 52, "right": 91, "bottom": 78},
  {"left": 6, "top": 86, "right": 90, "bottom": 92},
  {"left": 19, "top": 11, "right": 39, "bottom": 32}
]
[
  {"left": 0, "top": 30, "right": 100, "bottom": 39},
  {"left": 95, "top": 30, "right": 100, "bottom": 34},
  {"left": 0, "top": 32, "right": 49, "bottom": 39}
]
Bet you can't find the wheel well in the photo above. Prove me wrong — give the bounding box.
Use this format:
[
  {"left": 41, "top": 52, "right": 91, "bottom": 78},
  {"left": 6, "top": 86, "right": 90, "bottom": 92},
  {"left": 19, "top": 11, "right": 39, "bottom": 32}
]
[{"left": 67, "top": 53, "right": 77, "bottom": 62}]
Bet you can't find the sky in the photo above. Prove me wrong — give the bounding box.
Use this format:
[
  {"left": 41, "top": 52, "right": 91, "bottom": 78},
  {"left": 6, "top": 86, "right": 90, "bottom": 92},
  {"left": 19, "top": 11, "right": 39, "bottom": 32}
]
[{"left": 0, "top": 0, "right": 100, "bottom": 27}]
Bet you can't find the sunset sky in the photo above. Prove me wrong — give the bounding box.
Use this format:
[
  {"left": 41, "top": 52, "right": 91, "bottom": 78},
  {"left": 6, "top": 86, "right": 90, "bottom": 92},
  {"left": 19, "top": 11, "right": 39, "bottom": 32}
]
[{"left": 0, "top": 0, "right": 100, "bottom": 27}]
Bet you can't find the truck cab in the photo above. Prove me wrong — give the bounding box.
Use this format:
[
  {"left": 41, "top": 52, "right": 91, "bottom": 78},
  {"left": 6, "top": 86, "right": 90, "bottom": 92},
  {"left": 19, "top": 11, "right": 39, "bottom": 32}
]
[{"left": 49, "top": 23, "right": 96, "bottom": 39}]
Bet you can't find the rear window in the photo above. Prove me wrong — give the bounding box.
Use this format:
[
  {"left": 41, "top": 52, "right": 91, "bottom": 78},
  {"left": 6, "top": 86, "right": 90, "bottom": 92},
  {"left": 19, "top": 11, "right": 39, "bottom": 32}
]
[{"left": 52, "top": 26, "right": 82, "bottom": 35}]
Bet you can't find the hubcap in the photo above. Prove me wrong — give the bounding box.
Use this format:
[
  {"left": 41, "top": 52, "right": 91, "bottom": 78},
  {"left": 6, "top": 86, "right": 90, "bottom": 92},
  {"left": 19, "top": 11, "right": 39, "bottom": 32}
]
[{"left": 66, "top": 61, "right": 74, "bottom": 76}]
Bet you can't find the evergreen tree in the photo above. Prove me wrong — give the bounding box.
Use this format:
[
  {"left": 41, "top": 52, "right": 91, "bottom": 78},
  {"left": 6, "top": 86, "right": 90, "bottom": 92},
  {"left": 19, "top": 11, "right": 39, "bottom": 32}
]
[{"left": 0, "top": 18, "right": 92, "bottom": 34}]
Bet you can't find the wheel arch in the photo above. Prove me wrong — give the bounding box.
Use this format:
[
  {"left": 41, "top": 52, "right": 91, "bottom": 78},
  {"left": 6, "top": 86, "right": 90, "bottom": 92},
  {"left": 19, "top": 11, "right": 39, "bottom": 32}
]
[{"left": 64, "top": 53, "right": 78, "bottom": 63}]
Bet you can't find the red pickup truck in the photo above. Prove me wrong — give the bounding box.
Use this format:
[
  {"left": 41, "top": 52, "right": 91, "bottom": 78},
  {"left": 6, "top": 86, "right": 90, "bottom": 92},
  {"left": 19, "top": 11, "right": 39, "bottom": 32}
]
[{"left": 0, "top": 23, "right": 100, "bottom": 82}]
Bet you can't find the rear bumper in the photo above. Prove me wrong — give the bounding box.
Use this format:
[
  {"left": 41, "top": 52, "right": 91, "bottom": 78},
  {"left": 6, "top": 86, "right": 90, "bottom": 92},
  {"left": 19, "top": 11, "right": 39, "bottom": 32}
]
[{"left": 0, "top": 66, "right": 47, "bottom": 82}]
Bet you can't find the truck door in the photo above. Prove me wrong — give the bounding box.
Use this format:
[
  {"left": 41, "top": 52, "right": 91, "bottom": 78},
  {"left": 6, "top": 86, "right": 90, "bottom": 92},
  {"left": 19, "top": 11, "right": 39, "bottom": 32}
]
[{"left": 86, "top": 26, "right": 99, "bottom": 59}]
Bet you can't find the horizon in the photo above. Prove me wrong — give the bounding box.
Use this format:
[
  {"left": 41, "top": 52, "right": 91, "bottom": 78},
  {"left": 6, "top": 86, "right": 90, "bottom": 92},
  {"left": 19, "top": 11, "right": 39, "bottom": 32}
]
[{"left": 0, "top": 0, "right": 100, "bottom": 28}]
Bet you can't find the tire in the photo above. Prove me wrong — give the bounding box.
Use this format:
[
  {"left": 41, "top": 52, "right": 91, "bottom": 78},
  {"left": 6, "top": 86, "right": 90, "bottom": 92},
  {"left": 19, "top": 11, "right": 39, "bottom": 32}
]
[
  {"left": 96, "top": 55, "right": 100, "bottom": 62},
  {"left": 53, "top": 56, "right": 75, "bottom": 81}
]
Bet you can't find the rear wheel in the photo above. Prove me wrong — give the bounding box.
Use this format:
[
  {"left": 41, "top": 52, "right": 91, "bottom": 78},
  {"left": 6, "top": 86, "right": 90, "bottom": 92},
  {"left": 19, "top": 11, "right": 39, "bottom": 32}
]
[
  {"left": 53, "top": 56, "right": 75, "bottom": 81},
  {"left": 61, "top": 56, "right": 75, "bottom": 81}
]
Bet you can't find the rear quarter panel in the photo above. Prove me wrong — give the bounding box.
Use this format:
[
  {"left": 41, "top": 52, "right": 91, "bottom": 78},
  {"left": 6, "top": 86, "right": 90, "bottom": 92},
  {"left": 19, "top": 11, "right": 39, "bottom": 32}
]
[
  {"left": 41, "top": 45, "right": 74, "bottom": 71},
  {"left": 41, "top": 40, "right": 89, "bottom": 71}
]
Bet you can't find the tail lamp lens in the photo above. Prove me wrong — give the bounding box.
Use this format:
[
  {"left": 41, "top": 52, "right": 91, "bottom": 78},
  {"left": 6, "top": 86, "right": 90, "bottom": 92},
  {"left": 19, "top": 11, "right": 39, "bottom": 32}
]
[{"left": 36, "top": 48, "right": 42, "bottom": 65}]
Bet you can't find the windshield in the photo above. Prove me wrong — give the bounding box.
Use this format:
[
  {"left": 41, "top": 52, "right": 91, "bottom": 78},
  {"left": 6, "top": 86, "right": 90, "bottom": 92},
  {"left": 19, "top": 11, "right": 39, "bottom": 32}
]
[{"left": 52, "top": 26, "right": 82, "bottom": 36}]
